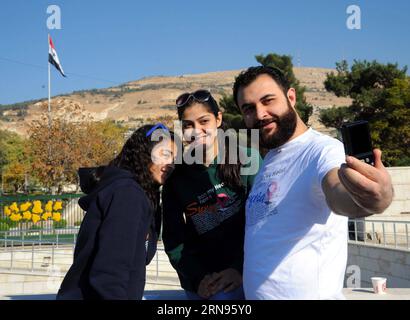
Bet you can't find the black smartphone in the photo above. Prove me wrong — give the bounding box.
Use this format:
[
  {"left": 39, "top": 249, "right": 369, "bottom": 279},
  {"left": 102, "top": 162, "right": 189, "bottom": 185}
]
[{"left": 340, "top": 120, "right": 375, "bottom": 166}]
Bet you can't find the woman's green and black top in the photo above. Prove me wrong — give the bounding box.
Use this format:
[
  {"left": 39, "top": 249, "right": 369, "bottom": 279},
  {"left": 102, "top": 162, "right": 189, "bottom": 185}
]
[{"left": 162, "top": 147, "right": 262, "bottom": 292}]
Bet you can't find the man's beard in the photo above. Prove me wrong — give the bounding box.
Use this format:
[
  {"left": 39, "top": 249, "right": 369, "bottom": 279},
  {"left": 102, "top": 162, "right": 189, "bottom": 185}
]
[{"left": 256, "top": 100, "right": 298, "bottom": 149}]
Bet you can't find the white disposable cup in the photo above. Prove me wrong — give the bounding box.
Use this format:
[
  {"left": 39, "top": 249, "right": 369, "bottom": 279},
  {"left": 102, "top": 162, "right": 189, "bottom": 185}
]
[{"left": 371, "top": 277, "right": 387, "bottom": 294}]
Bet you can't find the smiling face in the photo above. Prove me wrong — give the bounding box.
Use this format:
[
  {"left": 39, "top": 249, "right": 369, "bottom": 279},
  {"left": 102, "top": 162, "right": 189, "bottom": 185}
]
[
  {"left": 237, "top": 74, "right": 299, "bottom": 149},
  {"left": 180, "top": 102, "right": 222, "bottom": 150},
  {"left": 149, "top": 138, "right": 177, "bottom": 185}
]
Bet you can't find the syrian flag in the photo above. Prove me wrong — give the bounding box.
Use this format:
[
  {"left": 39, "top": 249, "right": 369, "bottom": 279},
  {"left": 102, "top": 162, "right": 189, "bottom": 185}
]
[{"left": 48, "top": 35, "right": 66, "bottom": 77}]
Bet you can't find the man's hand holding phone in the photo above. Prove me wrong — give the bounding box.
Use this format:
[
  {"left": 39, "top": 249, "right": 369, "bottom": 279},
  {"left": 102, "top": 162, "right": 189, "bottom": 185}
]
[
  {"left": 338, "top": 148, "right": 394, "bottom": 215},
  {"left": 323, "top": 121, "right": 394, "bottom": 218}
]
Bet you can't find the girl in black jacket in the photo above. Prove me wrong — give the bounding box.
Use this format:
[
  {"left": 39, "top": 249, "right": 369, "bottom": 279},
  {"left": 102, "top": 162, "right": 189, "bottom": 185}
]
[{"left": 56, "top": 124, "right": 178, "bottom": 300}]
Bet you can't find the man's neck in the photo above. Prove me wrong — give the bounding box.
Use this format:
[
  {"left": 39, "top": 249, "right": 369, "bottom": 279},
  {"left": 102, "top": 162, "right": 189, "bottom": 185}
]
[{"left": 284, "top": 119, "right": 309, "bottom": 145}]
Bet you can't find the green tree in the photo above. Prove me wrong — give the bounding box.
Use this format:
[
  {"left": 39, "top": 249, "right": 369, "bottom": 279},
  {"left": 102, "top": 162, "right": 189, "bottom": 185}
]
[
  {"left": 319, "top": 106, "right": 353, "bottom": 129},
  {"left": 219, "top": 94, "right": 239, "bottom": 115},
  {"left": 218, "top": 93, "right": 247, "bottom": 130},
  {"left": 376, "top": 78, "right": 410, "bottom": 164},
  {"left": 222, "top": 113, "right": 245, "bottom": 130},
  {"left": 255, "top": 53, "right": 313, "bottom": 124},
  {"left": 0, "top": 130, "right": 31, "bottom": 193},
  {"left": 322, "top": 60, "right": 409, "bottom": 166}
]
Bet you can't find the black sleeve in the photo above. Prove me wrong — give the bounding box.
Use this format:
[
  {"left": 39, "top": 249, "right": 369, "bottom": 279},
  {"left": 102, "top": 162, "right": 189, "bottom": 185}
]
[
  {"left": 162, "top": 181, "right": 209, "bottom": 291},
  {"left": 88, "top": 186, "right": 149, "bottom": 299},
  {"left": 154, "top": 193, "right": 162, "bottom": 236},
  {"left": 145, "top": 204, "right": 161, "bottom": 265},
  {"left": 162, "top": 182, "right": 185, "bottom": 252}
]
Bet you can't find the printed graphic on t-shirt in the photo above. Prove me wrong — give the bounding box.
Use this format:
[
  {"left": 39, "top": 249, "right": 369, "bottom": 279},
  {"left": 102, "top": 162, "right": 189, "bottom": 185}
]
[
  {"left": 265, "top": 181, "right": 278, "bottom": 204},
  {"left": 216, "top": 193, "right": 229, "bottom": 208},
  {"left": 246, "top": 184, "right": 279, "bottom": 226},
  {"left": 246, "top": 166, "right": 289, "bottom": 226},
  {"left": 186, "top": 191, "right": 242, "bottom": 235}
]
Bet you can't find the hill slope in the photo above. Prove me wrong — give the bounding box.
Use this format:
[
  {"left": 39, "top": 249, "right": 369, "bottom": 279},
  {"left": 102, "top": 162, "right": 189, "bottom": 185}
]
[{"left": 0, "top": 67, "right": 351, "bottom": 136}]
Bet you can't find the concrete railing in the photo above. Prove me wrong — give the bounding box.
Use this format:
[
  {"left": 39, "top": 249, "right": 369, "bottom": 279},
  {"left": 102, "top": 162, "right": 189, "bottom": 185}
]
[
  {"left": 0, "top": 240, "right": 74, "bottom": 274},
  {"left": 0, "top": 239, "right": 175, "bottom": 286}
]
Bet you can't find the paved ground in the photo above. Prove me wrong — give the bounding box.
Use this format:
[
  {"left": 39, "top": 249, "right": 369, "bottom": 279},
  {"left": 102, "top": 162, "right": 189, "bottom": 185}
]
[
  {"left": 1, "top": 243, "right": 410, "bottom": 300},
  {"left": 342, "top": 288, "right": 410, "bottom": 300},
  {"left": 1, "top": 290, "right": 187, "bottom": 300},
  {"left": 3, "top": 289, "right": 410, "bottom": 300}
]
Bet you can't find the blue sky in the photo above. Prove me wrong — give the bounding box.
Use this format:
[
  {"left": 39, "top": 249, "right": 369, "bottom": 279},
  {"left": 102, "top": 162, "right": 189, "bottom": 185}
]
[{"left": 0, "top": 0, "right": 409, "bottom": 105}]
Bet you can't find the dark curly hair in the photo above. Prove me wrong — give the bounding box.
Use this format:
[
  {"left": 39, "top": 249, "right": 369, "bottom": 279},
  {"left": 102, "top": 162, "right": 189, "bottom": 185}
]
[
  {"left": 109, "top": 125, "right": 178, "bottom": 210},
  {"left": 233, "top": 66, "right": 290, "bottom": 107}
]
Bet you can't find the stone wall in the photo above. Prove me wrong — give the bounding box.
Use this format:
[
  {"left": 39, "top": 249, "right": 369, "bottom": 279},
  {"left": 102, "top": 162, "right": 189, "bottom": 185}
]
[
  {"left": 346, "top": 243, "right": 410, "bottom": 288},
  {"left": 378, "top": 167, "right": 410, "bottom": 218}
]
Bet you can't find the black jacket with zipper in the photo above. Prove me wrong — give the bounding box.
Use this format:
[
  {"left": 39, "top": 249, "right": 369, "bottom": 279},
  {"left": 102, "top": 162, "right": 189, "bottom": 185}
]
[{"left": 56, "top": 166, "right": 159, "bottom": 300}]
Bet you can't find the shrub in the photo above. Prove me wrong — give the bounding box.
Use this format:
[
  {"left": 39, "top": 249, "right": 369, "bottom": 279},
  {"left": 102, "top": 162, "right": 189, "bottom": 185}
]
[
  {"left": 53, "top": 219, "right": 67, "bottom": 229},
  {"left": 0, "top": 218, "right": 18, "bottom": 228},
  {"left": 29, "top": 224, "right": 42, "bottom": 231},
  {"left": 223, "top": 113, "right": 246, "bottom": 130},
  {"left": 0, "top": 222, "right": 10, "bottom": 231}
]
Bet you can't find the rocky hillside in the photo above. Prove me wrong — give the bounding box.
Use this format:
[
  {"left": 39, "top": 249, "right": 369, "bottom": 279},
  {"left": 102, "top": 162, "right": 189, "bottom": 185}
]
[{"left": 0, "top": 67, "right": 351, "bottom": 136}]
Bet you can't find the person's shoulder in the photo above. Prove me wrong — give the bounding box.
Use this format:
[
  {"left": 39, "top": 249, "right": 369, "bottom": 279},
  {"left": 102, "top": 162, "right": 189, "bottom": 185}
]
[
  {"left": 306, "top": 130, "right": 346, "bottom": 175},
  {"left": 91, "top": 178, "right": 151, "bottom": 220},
  {"left": 162, "top": 164, "right": 186, "bottom": 192},
  {"left": 166, "top": 163, "right": 187, "bottom": 181},
  {"left": 106, "top": 174, "right": 141, "bottom": 190},
  {"left": 239, "top": 145, "right": 259, "bottom": 155},
  {"left": 308, "top": 129, "right": 344, "bottom": 153},
  {"left": 238, "top": 146, "right": 262, "bottom": 165},
  {"left": 100, "top": 177, "right": 148, "bottom": 204},
  {"left": 237, "top": 146, "right": 263, "bottom": 181}
]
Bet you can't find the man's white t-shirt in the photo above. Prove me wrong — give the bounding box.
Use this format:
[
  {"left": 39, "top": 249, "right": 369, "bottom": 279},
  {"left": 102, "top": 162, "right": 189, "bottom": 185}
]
[{"left": 244, "top": 128, "right": 348, "bottom": 300}]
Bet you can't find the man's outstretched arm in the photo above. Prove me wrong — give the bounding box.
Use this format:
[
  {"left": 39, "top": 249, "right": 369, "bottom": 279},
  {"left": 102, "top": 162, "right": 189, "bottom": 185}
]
[{"left": 322, "top": 149, "right": 394, "bottom": 218}]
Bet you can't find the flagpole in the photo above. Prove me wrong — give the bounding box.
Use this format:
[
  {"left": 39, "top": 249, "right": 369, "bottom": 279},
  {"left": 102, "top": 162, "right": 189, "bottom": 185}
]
[
  {"left": 48, "top": 34, "right": 52, "bottom": 128},
  {"left": 47, "top": 34, "right": 53, "bottom": 194}
]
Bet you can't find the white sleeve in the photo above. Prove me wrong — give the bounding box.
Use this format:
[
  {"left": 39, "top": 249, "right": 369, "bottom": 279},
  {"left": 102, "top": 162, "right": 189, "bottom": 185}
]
[{"left": 316, "top": 137, "right": 346, "bottom": 185}]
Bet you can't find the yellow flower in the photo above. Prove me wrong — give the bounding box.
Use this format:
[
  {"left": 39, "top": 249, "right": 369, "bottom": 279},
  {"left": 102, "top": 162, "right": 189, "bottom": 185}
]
[
  {"left": 23, "top": 211, "right": 32, "bottom": 220},
  {"left": 10, "top": 202, "right": 19, "bottom": 212},
  {"left": 32, "top": 201, "right": 43, "bottom": 214},
  {"left": 4, "top": 206, "right": 11, "bottom": 216},
  {"left": 32, "top": 214, "right": 41, "bottom": 224},
  {"left": 45, "top": 201, "right": 53, "bottom": 212},
  {"left": 52, "top": 212, "right": 61, "bottom": 222},
  {"left": 20, "top": 202, "right": 32, "bottom": 212},
  {"left": 42, "top": 212, "right": 52, "bottom": 221},
  {"left": 10, "top": 213, "right": 22, "bottom": 222},
  {"left": 53, "top": 201, "right": 63, "bottom": 211}
]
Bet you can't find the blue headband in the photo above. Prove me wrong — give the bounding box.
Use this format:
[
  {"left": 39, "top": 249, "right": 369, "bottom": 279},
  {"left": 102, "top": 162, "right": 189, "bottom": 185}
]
[{"left": 145, "top": 123, "right": 169, "bottom": 137}]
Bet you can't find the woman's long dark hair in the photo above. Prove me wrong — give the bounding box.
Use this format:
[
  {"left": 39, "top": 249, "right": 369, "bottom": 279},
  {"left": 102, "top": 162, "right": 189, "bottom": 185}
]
[
  {"left": 109, "top": 125, "right": 176, "bottom": 210},
  {"left": 177, "top": 94, "right": 244, "bottom": 192}
]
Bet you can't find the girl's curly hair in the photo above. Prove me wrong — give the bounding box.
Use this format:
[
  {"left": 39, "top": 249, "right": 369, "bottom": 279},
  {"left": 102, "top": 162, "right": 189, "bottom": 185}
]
[{"left": 109, "top": 125, "right": 177, "bottom": 210}]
